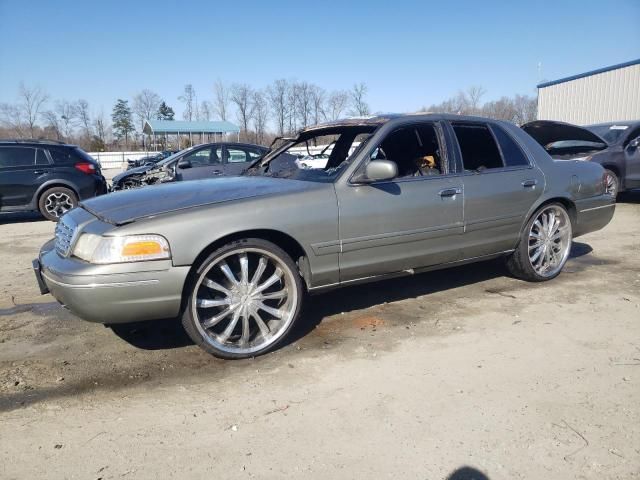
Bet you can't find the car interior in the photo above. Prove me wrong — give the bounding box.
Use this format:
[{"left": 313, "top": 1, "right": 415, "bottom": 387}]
[
  {"left": 371, "top": 123, "right": 444, "bottom": 177},
  {"left": 451, "top": 123, "right": 504, "bottom": 171}
]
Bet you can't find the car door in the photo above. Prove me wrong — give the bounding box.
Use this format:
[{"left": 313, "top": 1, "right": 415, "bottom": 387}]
[
  {"left": 623, "top": 128, "right": 640, "bottom": 187},
  {"left": 0, "top": 146, "right": 52, "bottom": 209},
  {"left": 223, "top": 146, "right": 263, "bottom": 175},
  {"left": 448, "top": 121, "right": 544, "bottom": 258},
  {"left": 335, "top": 122, "right": 464, "bottom": 282},
  {"left": 175, "top": 145, "right": 223, "bottom": 181}
]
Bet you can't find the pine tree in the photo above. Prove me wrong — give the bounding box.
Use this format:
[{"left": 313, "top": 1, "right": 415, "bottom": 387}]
[
  {"left": 156, "top": 101, "right": 175, "bottom": 120},
  {"left": 111, "top": 99, "right": 135, "bottom": 149}
]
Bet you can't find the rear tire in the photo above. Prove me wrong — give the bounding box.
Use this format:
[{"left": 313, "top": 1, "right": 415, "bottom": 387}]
[
  {"left": 506, "top": 203, "right": 573, "bottom": 282},
  {"left": 603, "top": 169, "right": 619, "bottom": 198},
  {"left": 38, "top": 186, "right": 78, "bottom": 222},
  {"left": 181, "top": 238, "right": 304, "bottom": 359}
]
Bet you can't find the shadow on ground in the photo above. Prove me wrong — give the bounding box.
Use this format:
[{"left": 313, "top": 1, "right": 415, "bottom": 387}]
[
  {"left": 111, "top": 241, "right": 595, "bottom": 350},
  {"left": 0, "top": 211, "right": 45, "bottom": 224}
]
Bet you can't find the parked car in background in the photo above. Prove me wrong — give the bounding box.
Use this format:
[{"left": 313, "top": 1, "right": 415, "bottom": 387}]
[
  {"left": 522, "top": 120, "right": 640, "bottom": 197},
  {"left": 126, "top": 150, "right": 177, "bottom": 170},
  {"left": 112, "top": 143, "right": 268, "bottom": 190},
  {"left": 0, "top": 140, "right": 107, "bottom": 221},
  {"left": 34, "top": 114, "right": 614, "bottom": 359}
]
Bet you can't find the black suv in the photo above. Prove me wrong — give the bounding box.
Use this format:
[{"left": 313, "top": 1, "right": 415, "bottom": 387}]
[{"left": 0, "top": 140, "right": 107, "bottom": 221}]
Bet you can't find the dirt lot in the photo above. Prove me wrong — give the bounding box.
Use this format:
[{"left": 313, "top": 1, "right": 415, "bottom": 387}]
[{"left": 1, "top": 195, "right": 639, "bottom": 480}]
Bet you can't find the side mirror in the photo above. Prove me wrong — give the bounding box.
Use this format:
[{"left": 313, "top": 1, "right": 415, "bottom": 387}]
[
  {"left": 177, "top": 158, "right": 192, "bottom": 169},
  {"left": 628, "top": 137, "right": 639, "bottom": 150},
  {"left": 353, "top": 160, "right": 398, "bottom": 184}
]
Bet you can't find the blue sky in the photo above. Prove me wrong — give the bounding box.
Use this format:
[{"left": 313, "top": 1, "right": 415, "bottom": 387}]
[{"left": 0, "top": 0, "right": 638, "bottom": 117}]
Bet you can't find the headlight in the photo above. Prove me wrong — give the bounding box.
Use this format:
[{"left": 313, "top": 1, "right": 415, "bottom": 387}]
[{"left": 73, "top": 234, "right": 171, "bottom": 264}]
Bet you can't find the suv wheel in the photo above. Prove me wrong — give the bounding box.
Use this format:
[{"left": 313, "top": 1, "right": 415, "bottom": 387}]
[
  {"left": 506, "top": 203, "right": 573, "bottom": 282},
  {"left": 38, "top": 187, "right": 78, "bottom": 221},
  {"left": 182, "top": 238, "right": 304, "bottom": 359}
]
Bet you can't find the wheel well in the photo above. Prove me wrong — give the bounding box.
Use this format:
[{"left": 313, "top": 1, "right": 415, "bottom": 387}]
[
  {"left": 36, "top": 183, "right": 79, "bottom": 205},
  {"left": 536, "top": 197, "right": 577, "bottom": 227},
  {"left": 601, "top": 164, "right": 620, "bottom": 178},
  {"left": 180, "top": 229, "right": 310, "bottom": 313}
]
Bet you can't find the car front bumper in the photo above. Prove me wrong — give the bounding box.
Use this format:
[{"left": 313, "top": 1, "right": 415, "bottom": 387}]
[{"left": 34, "top": 239, "right": 189, "bottom": 324}]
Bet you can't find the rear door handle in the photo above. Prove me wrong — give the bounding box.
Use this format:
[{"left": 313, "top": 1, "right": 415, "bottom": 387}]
[
  {"left": 33, "top": 169, "right": 49, "bottom": 175},
  {"left": 212, "top": 169, "right": 223, "bottom": 175},
  {"left": 521, "top": 179, "right": 537, "bottom": 188},
  {"left": 439, "top": 188, "right": 462, "bottom": 197}
]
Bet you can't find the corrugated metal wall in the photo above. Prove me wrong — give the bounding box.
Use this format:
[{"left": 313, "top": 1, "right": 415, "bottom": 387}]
[{"left": 537, "top": 63, "right": 640, "bottom": 125}]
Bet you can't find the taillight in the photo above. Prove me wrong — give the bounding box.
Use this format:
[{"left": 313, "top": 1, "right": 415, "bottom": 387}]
[{"left": 75, "top": 162, "right": 96, "bottom": 174}]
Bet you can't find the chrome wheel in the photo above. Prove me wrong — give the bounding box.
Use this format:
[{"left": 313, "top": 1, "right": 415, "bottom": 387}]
[
  {"left": 44, "top": 192, "right": 74, "bottom": 218},
  {"left": 604, "top": 171, "right": 618, "bottom": 197},
  {"left": 528, "top": 206, "right": 572, "bottom": 278},
  {"left": 191, "top": 247, "right": 298, "bottom": 356}
]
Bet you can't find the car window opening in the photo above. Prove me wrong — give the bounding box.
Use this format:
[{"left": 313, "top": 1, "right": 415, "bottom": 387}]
[
  {"left": 452, "top": 123, "right": 504, "bottom": 172},
  {"left": 246, "top": 125, "right": 377, "bottom": 182},
  {"left": 371, "top": 123, "right": 443, "bottom": 177}
]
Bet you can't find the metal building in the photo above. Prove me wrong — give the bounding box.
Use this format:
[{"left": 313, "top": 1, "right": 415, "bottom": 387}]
[{"left": 537, "top": 59, "right": 640, "bottom": 125}]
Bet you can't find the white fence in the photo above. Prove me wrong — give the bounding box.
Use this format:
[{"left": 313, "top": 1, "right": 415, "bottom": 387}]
[{"left": 88, "top": 151, "right": 157, "bottom": 170}]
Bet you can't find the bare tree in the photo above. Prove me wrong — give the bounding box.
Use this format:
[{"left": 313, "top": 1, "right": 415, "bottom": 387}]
[
  {"left": 199, "top": 100, "right": 213, "bottom": 121},
  {"left": 55, "top": 101, "right": 76, "bottom": 140},
  {"left": 310, "top": 84, "right": 326, "bottom": 125},
  {"left": 0, "top": 103, "right": 26, "bottom": 137},
  {"left": 466, "top": 86, "right": 487, "bottom": 114},
  {"left": 178, "top": 84, "right": 197, "bottom": 121},
  {"left": 326, "top": 90, "right": 349, "bottom": 121},
  {"left": 286, "top": 82, "right": 298, "bottom": 133},
  {"left": 252, "top": 90, "right": 269, "bottom": 145},
  {"left": 349, "top": 82, "right": 370, "bottom": 116},
  {"left": 42, "top": 110, "right": 62, "bottom": 140},
  {"left": 267, "top": 79, "right": 289, "bottom": 136},
  {"left": 230, "top": 83, "right": 255, "bottom": 137},
  {"left": 512, "top": 94, "right": 537, "bottom": 125},
  {"left": 74, "top": 99, "right": 92, "bottom": 137},
  {"left": 213, "top": 80, "right": 230, "bottom": 121},
  {"left": 293, "top": 81, "right": 314, "bottom": 128},
  {"left": 133, "top": 89, "right": 161, "bottom": 134},
  {"left": 17, "top": 83, "right": 49, "bottom": 138},
  {"left": 93, "top": 109, "right": 108, "bottom": 145}
]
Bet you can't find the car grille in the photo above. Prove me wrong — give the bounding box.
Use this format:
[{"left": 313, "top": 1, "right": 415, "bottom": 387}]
[{"left": 54, "top": 216, "right": 77, "bottom": 257}]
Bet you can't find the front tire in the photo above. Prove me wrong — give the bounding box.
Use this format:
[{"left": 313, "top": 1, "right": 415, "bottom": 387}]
[
  {"left": 38, "top": 186, "right": 78, "bottom": 221},
  {"left": 182, "top": 238, "right": 304, "bottom": 359},
  {"left": 506, "top": 203, "right": 573, "bottom": 282}
]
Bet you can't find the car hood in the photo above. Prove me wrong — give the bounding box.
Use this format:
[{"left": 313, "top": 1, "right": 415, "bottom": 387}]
[
  {"left": 113, "top": 164, "right": 156, "bottom": 181},
  {"left": 521, "top": 120, "right": 608, "bottom": 148},
  {"left": 80, "top": 176, "right": 315, "bottom": 225}
]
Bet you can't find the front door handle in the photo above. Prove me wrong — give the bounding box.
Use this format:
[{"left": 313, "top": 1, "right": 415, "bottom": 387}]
[
  {"left": 521, "top": 179, "right": 537, "bottom": 188},
  {"left": 439, "top": 188, "right": 462, "bottom": 197},
  {"left": 212, "top": 169, "right": 223, "bottom": 176}
]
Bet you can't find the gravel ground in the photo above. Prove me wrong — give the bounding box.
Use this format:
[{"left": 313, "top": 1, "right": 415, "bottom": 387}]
[{"left": 0, "top": 193, "right": 639, "bottom": 480}]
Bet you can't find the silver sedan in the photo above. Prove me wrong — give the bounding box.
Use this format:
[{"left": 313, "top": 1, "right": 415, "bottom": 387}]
[{"left": 34, "top": 114, "right": 615, "bottom": 359}]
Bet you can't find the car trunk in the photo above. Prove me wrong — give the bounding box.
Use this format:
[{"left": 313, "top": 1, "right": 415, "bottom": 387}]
[{"left": 521, "top": 120, "right": 609, "bottom": 159}]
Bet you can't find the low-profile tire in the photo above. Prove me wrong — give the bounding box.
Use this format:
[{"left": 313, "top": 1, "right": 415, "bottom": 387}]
[
  {"left": 38, "top": 186, "right": 78, "bottom": 221},
  {"left": 603, "top": 169, "right": 619, "bottom": 198},
  {"left": 181, "top": 238, "right": 304, "bottom": 359},
  {"left": 506, "top": 203, "right": 573, "bottom": 282}
]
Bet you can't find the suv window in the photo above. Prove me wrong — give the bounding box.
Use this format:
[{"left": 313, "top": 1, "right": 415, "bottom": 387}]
[
  {"left": 452, "top": 123, "right": 504, "bottom": 171},
  {"left": 491, "top": 125, "right": 529, "bottom": 167},
  {"left": 36, "top": 149, "right": 50, "bottom": 165},
  {"left": 0, "top": 147, "right": 36, "bottom": 167}
]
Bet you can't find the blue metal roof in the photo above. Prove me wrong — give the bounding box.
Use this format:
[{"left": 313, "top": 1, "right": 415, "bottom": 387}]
[
  {"left": 143, "top": 120, "right": 240, "bottom": 134},
  {"left": 537, "top": 58, "right": 640, "bottom": 89}
]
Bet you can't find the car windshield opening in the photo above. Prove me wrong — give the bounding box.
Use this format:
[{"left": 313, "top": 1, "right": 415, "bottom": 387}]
[{"left": 245, "top": 126, "right": 377, "bottom": 182}]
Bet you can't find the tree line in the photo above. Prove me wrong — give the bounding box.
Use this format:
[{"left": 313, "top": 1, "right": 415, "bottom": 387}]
[{"left": 0, "top": 81, "right": 536, "bottom": 152}]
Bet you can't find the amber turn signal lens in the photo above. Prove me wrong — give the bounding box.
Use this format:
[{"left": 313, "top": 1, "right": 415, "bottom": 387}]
[{"left": 121, "top": 241, "right": 164, "bottom": 257}]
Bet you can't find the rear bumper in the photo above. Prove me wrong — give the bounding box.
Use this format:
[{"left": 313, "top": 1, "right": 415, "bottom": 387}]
[
  {"left": 36, "top": 239, "right": 189, "bottom": 324},
  {"left": 574, "top": 194, "right": 616, "bottom": 237}
]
